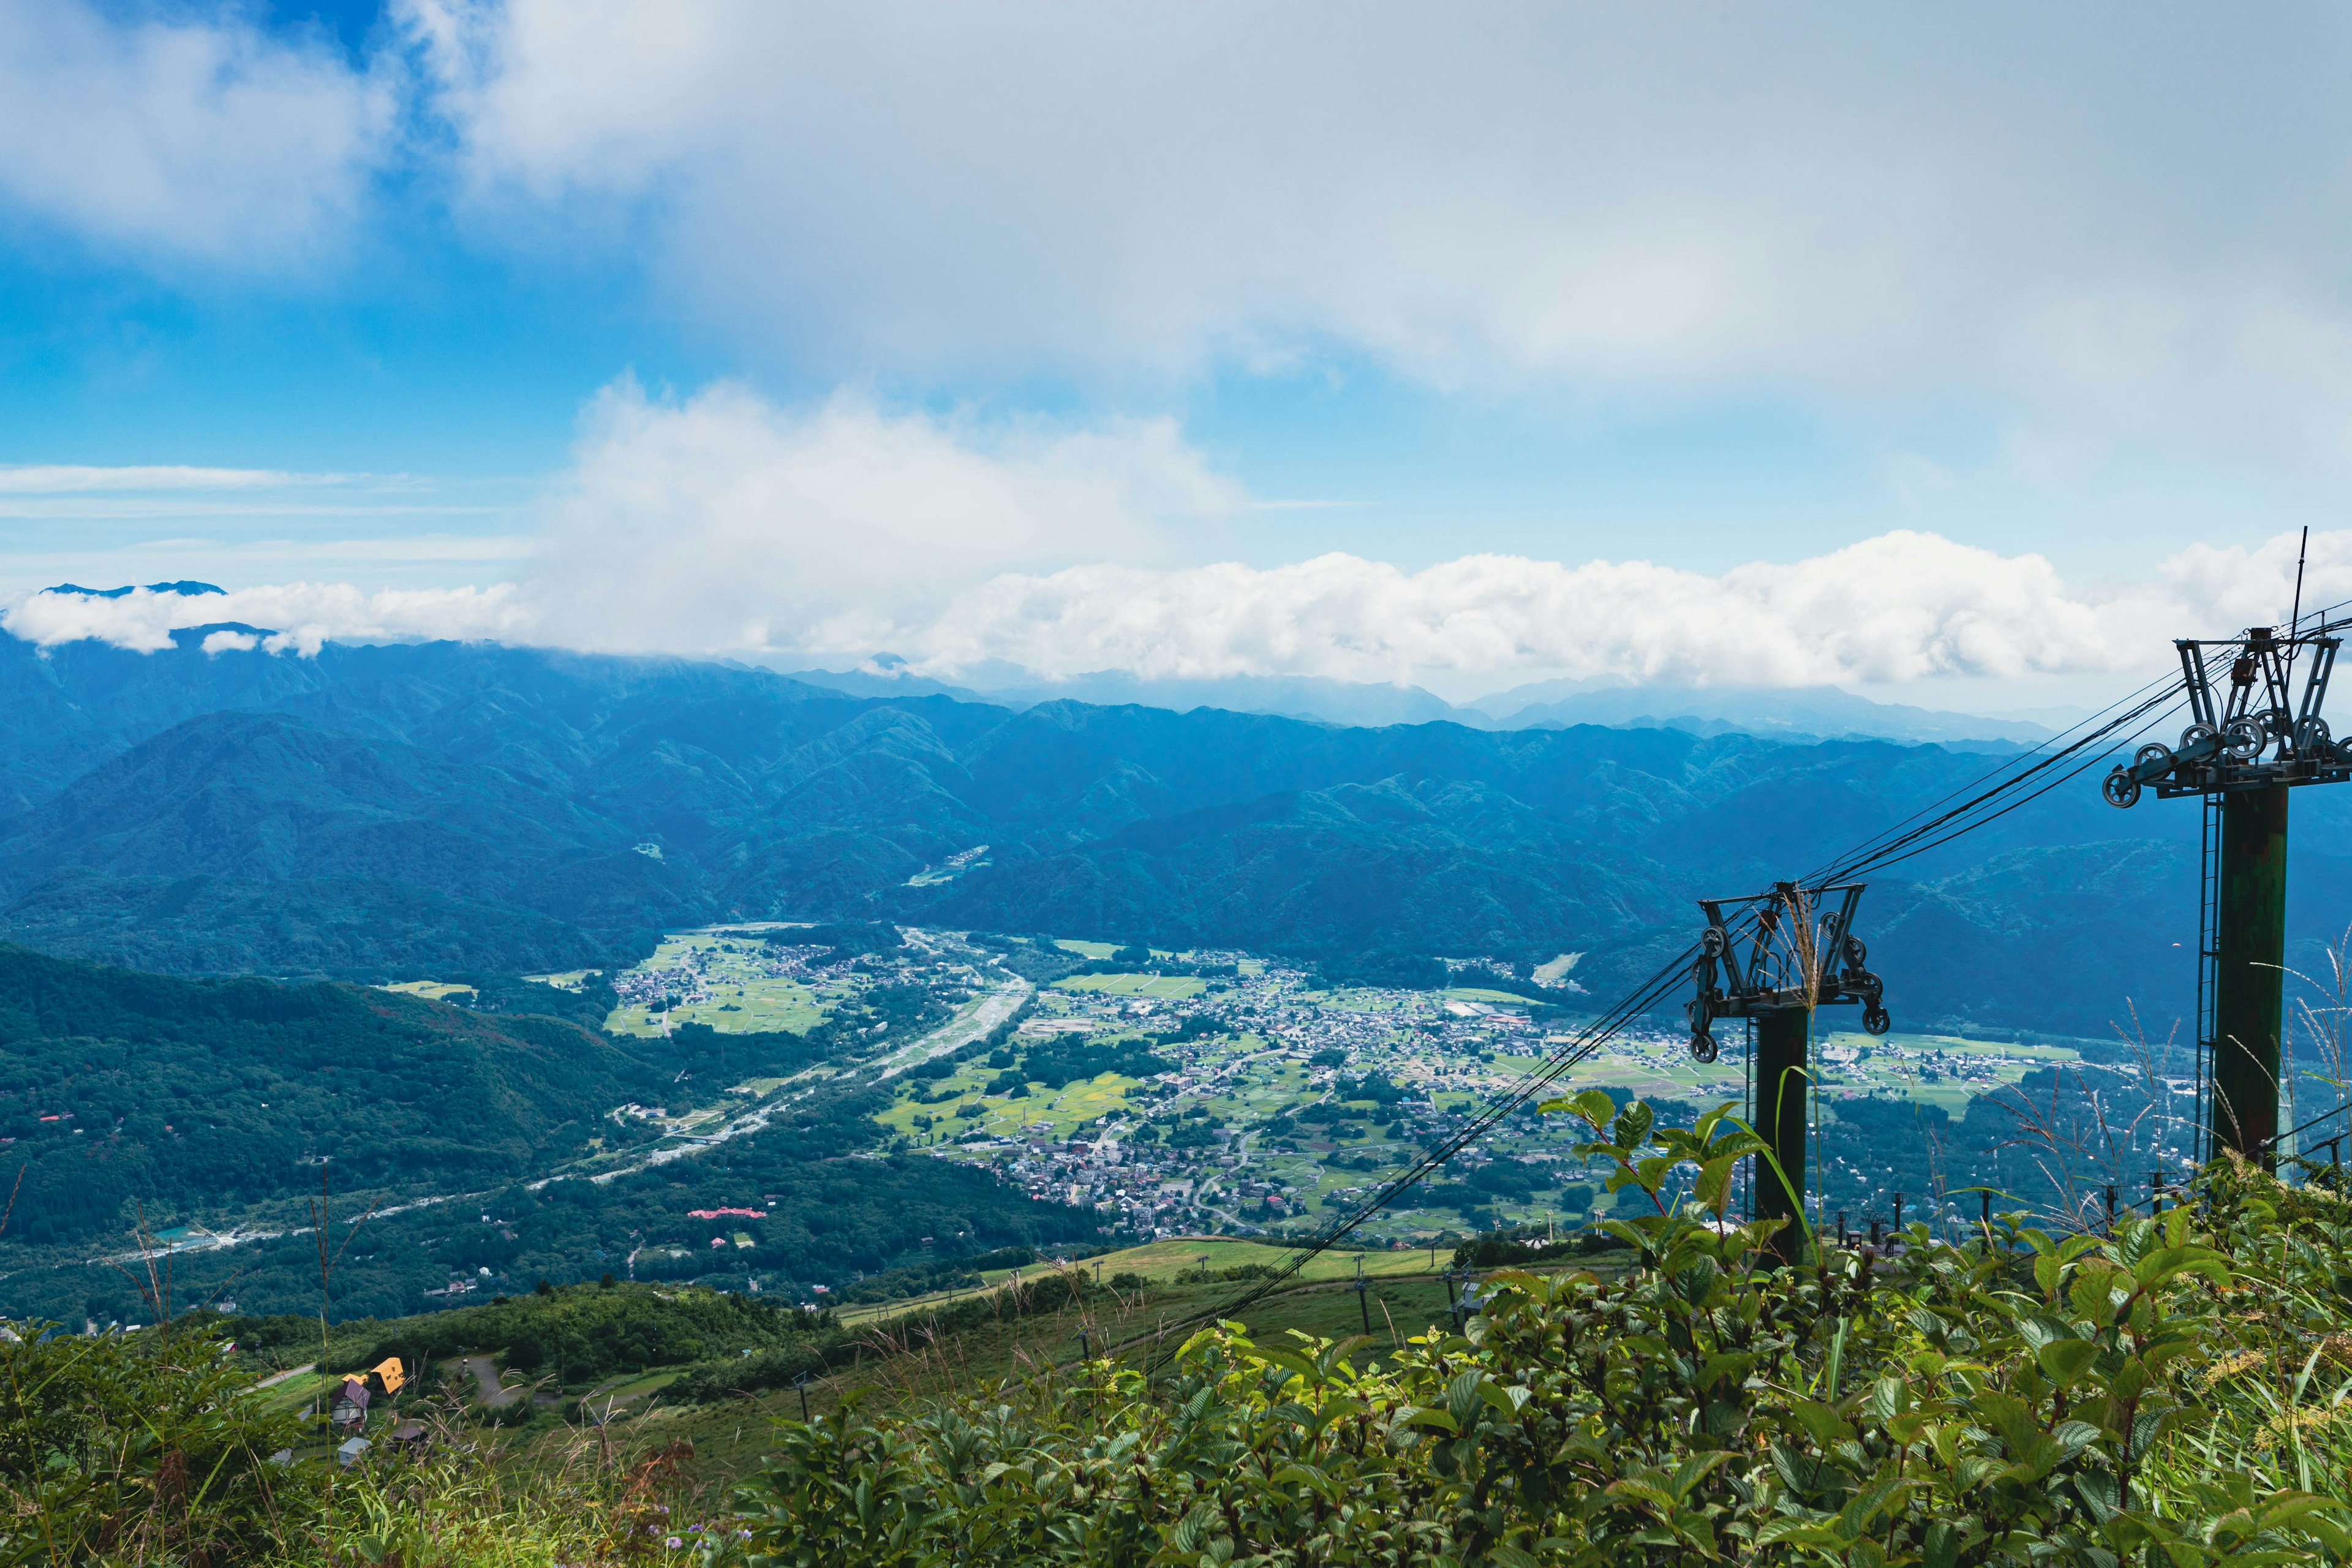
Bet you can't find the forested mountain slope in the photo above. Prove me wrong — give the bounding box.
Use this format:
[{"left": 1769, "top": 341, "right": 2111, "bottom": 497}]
[
  {"left": 0, "top": 943, "right": 648, "bottom": 1246},
  {"left": 0, "top": 943, "right": 1095, "bottom": 1322},
  {"left": 0, "top": 630, "right": 2342, "bottom": 1033}
]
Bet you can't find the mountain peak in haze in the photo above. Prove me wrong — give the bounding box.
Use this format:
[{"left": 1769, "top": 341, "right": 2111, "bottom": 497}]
[
  {"left": 43, "top": 581, "right": 225, "bottom": 599},
  {"left": 1469, "top": 681, "right": 2059, "bottom": 748}
]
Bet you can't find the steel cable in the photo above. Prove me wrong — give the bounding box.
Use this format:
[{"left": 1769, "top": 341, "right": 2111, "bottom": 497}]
[{"left": 1156, "top": 655, "right": 2220, "bottom": 1362}]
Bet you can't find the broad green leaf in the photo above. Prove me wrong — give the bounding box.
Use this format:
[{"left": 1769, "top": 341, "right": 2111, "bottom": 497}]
[{"left": 2035, "top": 1339, "right": 2100, "bottom": 1386}]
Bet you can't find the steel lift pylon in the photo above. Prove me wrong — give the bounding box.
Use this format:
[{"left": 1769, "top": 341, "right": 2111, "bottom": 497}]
[
  {"left": 2104, "top": 612, "right": 2352, "bottom": 1167},
  {"left": 1684, "top": 881, "right": 1890, "bottom": 1263}
]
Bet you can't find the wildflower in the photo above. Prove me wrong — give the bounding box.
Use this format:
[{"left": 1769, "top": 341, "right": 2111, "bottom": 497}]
[{"left": 667, "top": 1537, "right": 683, "bottom": 1548}]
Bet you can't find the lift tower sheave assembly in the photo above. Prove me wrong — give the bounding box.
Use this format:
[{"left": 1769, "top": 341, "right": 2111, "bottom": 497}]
[
  {"left": 2104, "top": 618, "right": 2352, "bottom": 1167},
  {"left": 1685, "top": 881, "right": 1890, "bottom": 1263}
]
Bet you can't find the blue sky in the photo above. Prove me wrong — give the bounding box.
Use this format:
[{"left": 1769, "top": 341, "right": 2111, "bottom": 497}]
[{"left": 4, "top": 2, "right": 2351, "bottom": 706}]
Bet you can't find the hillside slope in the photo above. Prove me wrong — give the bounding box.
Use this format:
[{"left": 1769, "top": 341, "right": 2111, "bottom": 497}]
[{"left": 0, "top": 943, "right": 661, "bottom": 1247}]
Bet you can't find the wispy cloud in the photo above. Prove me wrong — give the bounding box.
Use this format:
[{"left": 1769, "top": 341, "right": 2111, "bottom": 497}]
[{"left": 0, "top": 466, "right": 357, "bottom": 493}]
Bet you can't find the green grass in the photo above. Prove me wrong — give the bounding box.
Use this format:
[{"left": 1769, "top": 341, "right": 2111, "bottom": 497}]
[
  {"left": 648, "top": 1265, "right": 1504, "bottom": 1482},
  {"left": 581, "top": 1368, "right": 682, "bottom": 1408},
  {"left": 1083, "top": 1236, "right": 1439, "bottom": 1284},
  {"left": 1053, "top": 972, "right": 1206, "bottom": 999},
  {"left": 728, "top": 1076, "right": 796, "bottom": 1097},
  {"left": 379, "top": 979, "right": 476, "bottom": 1001},
  {"left": 881, "top": 1070, "right": 1148, "bottom": 1140},
  {"left": 1443, "top": 986, "right": 1546, "bottom": 1006},
  {"left": 602, "top": 933, "right": 834, "bottom": 1036}
]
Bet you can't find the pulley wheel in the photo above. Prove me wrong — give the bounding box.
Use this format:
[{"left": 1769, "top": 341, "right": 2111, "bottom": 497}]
[
  {"left": 2180, "top": 722, "right": 2217, "bottom": 752},
  {"left": 2133, "top": 742, "right": 2172, "bottom": 772},
  {"left": 1842, "top": 934, "right": 1867, "bottom": 967},
  {"left": 2101, "top": 767, "right": 2142, "bottom": 809},
  {"left": 2223, "top": 715, "right": 2266, "bottom": 760},
  {"left": 2297, "top": 717, "right": 2333, "bottom": 755},
  {"left": 1699, "top": 927, "right": 1727, "bottom": 958},
  {"left": 1689, "top": 1031, "right": 1719, "bottom": 1065},
  {"left": 1862, "top": 1003, "right": 1891, "bottom": 1037}
]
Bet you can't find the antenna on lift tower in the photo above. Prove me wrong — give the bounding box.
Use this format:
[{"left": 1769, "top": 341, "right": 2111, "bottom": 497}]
[
  {"left": 2101, "top": 527, "right": 2346, "bottom": 1168},
  {"left": 1684, "top": 881, "right": 1890, "bottom": 1263}
]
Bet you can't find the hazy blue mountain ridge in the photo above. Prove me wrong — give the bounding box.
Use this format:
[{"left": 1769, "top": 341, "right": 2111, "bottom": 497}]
[
  {"left": 782, "top": 660, "right": 2057, "bottom": 744},
  {"left": 0, "top": 630, "right": 2325, "bottom": 1038}
]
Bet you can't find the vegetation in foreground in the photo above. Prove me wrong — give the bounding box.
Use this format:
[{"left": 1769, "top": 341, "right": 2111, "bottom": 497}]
[{"left": 6, "top": 1094, "right": 2351, "bottom": 1564}]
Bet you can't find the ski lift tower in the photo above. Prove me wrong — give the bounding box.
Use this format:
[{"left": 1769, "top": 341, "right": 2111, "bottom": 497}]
[
  {"left": 1685, "top": 881, "right": 1890, "bottom": 1263},
  {"left": 2102, "top": 611, "right": 2352, "bottom": 1167}
]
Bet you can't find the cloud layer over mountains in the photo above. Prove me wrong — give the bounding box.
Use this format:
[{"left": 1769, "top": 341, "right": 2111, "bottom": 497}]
[
  {"left": 6, "top": 438, "right": 2343, "bottom": 696},
  {"left": 5, "top": 379, "right": 2345, "bottom": 690}
]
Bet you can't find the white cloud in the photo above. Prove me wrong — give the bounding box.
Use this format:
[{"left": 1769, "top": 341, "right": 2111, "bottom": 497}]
[
  {"left": 0, "top": 0, "right": 390, "bottom": 267},
  {"left": 526, "top": 378, "right": 1240, "bottom": 654},
  {"left": 1, "top": 581, "right": 529, "bottom": 656},
  {"left": 398, "top": 2, "right": 2352, "bottom": 467},
  {"left": 895, "top": 533, "right": 2277, "bottom": 690},
  {"left": 13, "top": 519, "right": 2331, "bottom": 692}
]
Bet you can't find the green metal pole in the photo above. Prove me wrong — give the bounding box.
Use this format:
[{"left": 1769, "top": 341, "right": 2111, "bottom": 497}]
[
  {"left": 2213, "top": 784, "right": 2289, "bottom": 1167},
  {"left": 1753, "top": 1008, "right": 1810, "bottom": 1264}
]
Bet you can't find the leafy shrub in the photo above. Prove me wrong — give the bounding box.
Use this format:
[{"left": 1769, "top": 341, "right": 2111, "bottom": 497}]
[
  {"left": 352, "top": 1281, "right": 807, "bottom": 1388},
  {"left": 0, "top": 1325, "right": 317, "bottom": 1564},
  {"left": 1335, "top": 1071, "right": 1406, "bottom": 1106},
  {"left": 716, "top": 1095, "right": 2352, "bottom": 1566},
  {"left": 674, "top": 1270, "right": 1099, "bottom": 1405}
]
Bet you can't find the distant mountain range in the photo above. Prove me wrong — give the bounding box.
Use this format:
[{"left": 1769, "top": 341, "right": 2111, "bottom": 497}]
[
  {"left": 1, "top": 619, "right": 2335, "bottom": 1038},
  {"left": 777, "top": 660, "right": 2064, "bottom": 748}
]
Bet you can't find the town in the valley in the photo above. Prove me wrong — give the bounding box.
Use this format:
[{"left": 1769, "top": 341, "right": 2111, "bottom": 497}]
[{"left": 547, "top": 921, "right": 2112, "bottom": 1299}]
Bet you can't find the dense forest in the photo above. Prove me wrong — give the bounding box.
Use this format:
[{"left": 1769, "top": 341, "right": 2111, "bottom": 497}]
[
  {"left": 0, "top": 944, "right": 660, "bottom": 1246},
  {"left": 0, "top": 946, "right": 1097, "bottom": 1324}
]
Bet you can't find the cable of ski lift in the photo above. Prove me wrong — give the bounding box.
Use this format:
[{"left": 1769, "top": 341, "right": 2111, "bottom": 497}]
[
  {"left": 1148, "top": 916, "right": 1756, "bottom": 1363},
  {"left": 1794, "top": 658, "right": 2207, "bottom": 889},
  {"left": 1167, "top": 651, "right": 2221, "bottom": 1356},
  {"left": 1811, "top": 667, "right": 2206, "bottom": 888},
  {"left": 1817, "top": 684, "right": 2197, "bottom": 885}
]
